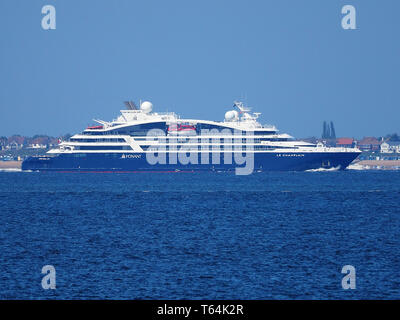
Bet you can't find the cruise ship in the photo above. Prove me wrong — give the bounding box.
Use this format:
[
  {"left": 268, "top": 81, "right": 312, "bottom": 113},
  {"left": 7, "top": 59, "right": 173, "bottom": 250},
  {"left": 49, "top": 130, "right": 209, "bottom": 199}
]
[{"left": 22, "top": 100, "right": 361, "bottom": 174}]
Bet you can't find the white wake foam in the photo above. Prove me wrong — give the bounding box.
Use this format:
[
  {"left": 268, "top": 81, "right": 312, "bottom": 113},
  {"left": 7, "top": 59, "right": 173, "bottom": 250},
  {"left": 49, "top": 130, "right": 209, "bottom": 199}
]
[
  {"left": 346, "top": 163, "right": 366, "bottom": 170},
  {"left": 305, "top": 166, "right": 341, "bottom": 172},
  {"left": 0, "top": 168, "right": 22, "bottom": 172}
]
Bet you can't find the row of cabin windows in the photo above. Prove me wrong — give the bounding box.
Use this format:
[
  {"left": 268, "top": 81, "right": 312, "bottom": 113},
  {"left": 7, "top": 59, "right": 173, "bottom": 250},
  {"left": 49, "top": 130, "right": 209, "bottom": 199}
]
[
  {"left": 75, "top": 146, "right": 132, "bottom": 150},
  {"left": 82, "top": 131, "right": 278, "bottom": 137},
  {"left": 75, "top": 136, "right": 286, "bottom": 144},
  {"left": 141, "top": 145, "right": 291, "bottom": 151},
  {"left": 146, "top": 138, "right": 287, "bottom": 143},
  {"left": 72, "top": 153, "right": 123, "bottom": 158},
  {"left": 70, "top": 138, "right": 125, "bottom": 142}
]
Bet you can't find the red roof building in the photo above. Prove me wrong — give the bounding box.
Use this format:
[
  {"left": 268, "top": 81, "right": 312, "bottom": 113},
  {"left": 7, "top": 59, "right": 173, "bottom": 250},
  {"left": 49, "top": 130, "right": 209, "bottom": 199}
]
[{"left": 336, "top": 138, "right": 354, "bottom": 148}]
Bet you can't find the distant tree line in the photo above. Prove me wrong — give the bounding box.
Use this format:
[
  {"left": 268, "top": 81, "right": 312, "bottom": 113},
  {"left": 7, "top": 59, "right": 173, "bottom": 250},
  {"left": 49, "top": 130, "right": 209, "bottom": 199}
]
[
  {"left": 384, "top": 133, "right": 400, "bottom": 142},
  {"left": 322, "top": 121, "right": 336, "bottom": 140}
]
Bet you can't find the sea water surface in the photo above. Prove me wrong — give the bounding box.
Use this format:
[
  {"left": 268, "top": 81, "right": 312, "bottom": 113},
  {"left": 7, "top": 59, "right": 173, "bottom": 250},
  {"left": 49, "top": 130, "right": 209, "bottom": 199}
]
[{"left": 0, "top": 171, "right": 399, "bottom": 299}]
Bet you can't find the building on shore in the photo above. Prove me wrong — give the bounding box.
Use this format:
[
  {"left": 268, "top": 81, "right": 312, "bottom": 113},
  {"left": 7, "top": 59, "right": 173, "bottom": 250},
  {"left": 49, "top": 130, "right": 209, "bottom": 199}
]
[
  {"left": 381, "top": 141, "right": 400, "bottom": 153},
  {"left": 357, "top": 137, "right": 381, "bottom": 152},
  {"left": 336, "top": 138, "right": 355, "bottom": 148},
  {"left": 6, "top": 136, "right": 25, "bottom": 150},
  {"left": 27, "top": 137, "right": 49, "bottom": 149}
]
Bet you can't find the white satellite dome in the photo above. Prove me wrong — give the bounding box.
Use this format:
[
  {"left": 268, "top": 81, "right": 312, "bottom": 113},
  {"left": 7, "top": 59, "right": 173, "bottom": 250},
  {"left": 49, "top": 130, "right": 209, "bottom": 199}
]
[
  {"left": 224, "top": 110, "right": 239, "bottom": 121},
  {"left": 140, "top": 101, "right": 153, "bottom": 114}
]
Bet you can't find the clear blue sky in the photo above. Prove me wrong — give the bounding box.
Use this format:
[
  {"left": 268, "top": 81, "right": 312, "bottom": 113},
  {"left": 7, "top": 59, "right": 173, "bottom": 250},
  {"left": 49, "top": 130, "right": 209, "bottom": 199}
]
[{"left": 0, "top": 0, "right": 399, "bottom": 138}]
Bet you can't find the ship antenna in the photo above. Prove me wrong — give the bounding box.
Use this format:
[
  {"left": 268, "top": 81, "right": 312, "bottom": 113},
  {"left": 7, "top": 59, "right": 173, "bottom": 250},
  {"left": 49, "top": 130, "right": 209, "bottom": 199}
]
[{"left": 124, "top": 101, "right": 138, "bottom": 110}]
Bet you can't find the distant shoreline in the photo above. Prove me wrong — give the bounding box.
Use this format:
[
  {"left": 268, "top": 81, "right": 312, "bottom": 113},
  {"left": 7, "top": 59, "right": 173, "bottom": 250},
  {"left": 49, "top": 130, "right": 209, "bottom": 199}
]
[
  {"left": 355, "top": 160, "right": 400, "bottom": 168},
  {"left": 0, "top": 161, "right": 22, "bottom": 169}
]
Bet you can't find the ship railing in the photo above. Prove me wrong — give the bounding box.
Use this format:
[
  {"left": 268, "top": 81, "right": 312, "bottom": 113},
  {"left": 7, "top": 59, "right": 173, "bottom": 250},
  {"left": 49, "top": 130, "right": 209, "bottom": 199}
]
[{"left": 263, "top": 124, "right": 277, "bottom": 130}]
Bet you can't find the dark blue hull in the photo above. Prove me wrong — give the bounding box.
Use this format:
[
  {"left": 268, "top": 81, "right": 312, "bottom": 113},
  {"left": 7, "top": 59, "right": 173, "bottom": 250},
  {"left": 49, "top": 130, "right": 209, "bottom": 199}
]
[{"left": 22, "top": 151, "right": 360, "bottom": 172}]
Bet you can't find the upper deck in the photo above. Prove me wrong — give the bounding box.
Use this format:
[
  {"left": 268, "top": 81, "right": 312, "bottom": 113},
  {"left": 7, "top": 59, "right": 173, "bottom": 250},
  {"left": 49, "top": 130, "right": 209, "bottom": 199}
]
[{"left": 82, "top": 100, "right": 279, "bottom": 137}]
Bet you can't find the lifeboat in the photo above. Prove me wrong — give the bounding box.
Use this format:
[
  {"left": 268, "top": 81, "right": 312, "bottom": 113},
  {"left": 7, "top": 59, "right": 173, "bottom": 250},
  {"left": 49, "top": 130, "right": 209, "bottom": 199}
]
[{"left": 167, "top": 124, "right": 196, "bottom": 135}]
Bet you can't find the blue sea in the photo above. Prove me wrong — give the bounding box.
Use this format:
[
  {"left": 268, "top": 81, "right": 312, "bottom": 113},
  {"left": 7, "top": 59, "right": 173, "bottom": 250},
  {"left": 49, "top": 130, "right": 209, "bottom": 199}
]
[{"left": 0, "top": 171, "right": 399, "bottom": 299}]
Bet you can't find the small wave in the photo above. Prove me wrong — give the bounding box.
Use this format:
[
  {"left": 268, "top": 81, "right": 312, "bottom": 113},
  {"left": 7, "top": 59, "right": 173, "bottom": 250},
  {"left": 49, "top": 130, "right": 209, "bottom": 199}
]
[
  {"left": 0, "top": 168, "right": 22, "bottom": 172},
  {"left": 346, "top": 164, "right": 366, "bottom": 171},
  {"left": 305, "top": 166, "right": 340, "bottom": 172}
]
